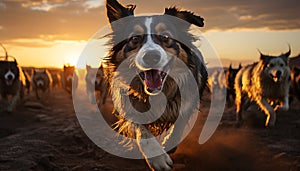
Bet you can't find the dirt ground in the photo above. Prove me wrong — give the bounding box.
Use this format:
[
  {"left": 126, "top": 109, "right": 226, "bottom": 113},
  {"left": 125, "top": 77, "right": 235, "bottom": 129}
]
[{"left": 0, "top": 80, "right": 299, "bottom": 171}]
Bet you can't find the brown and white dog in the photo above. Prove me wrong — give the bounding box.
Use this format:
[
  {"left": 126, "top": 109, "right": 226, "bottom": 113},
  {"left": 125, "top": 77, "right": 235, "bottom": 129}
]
[
  {"left": 50, "top": 70, "right": 62, "bottom": 89},
  {"left": 31, "top": 69, "right": 52, "bottom": 100},
  {"left": 62, "top": 65, "right": 78, "bottom": 94},
  {"left": 103, "top": 0, "right": 207, "bottom": 170},
  {"left": 85, "top": 64, "right": 108, "bottom": 107},
  {"left": 235, "top": 47, "right": 291, "bottom": 127},
  {"left": 0, "top": 60, "right": 25, "bottom": 112}
]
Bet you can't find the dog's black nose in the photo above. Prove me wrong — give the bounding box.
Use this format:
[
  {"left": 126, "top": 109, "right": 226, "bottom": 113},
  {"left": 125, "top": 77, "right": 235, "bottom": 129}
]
[
  {"left": 7, "top": 75, "right": 13, "bottom": 80},
  {"left": 276, "top": 71, "right": 282, "bottom": 78},
  {"left": 142, "top": 50, "right": 161, "bottom": 66}
]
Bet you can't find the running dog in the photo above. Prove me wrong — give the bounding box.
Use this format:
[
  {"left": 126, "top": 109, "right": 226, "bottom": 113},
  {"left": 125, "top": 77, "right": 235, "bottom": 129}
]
[
  {"left": 62, "top": 65, "right": 78, "bottom": 94},
  {"left": 235, "top": 48, "right": 291, "bottom": 127},
  {"left": 50, "top": 70, "right": 61, "bottom": 89},
  {"left": 104, "top": 0, "right": 207, "bottom": 170},
  {"left": 85, "top": 64, "right": 108, "bottom": 107},
  {"left": 290, "top": 67, "right": 300, "bottom": 101},
  {"left": 225, "top": 64, "right": 242, "bottom": 107},
  {"left": 31, "top": 69, "right": 52, "bottom": 100},
  {"left": 0, "top": 60, "right": 25, "bottom": 112},
  {"left": 22, "top": 69, "right": 32, "bottom": 94}
]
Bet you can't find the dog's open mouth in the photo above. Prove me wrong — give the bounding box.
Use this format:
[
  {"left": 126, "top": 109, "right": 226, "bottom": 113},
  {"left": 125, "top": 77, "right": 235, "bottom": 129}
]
[
  {"left": 138, "top": 69, "right": 168, "bottom": 95},
  {"left": 271, "top": 76, "right": 280, "bottom": 83},
  {"left": 5, "top": 79, "right": 14, "bottom": 86}
]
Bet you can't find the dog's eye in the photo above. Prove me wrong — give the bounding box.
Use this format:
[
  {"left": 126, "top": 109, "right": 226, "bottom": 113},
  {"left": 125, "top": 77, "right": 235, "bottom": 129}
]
[
  {"left": 130, "top": 35, "right": 142, "bottom": 45},
  {"left": 161, "top": 34, "right": 170, "bottom": 42},
  {"left": 268, "top": 64, "right": 274, "bottom": 68},
  {"left": 280, "top": 63, "right": 284, "bottom": 67},
  {"left": 160, "top": 34, "right": 170, "bottom": 43}
]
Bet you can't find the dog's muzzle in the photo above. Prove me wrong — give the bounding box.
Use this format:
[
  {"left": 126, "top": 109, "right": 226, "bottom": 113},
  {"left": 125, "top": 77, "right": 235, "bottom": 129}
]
[
  {"left": 270, "top": 70, "right": 282, "bottom": 83},
  {"left": 4, "top": 70, "right": 15, "bottom": 86},
  {"left": 136, "top": 50, "right": 171, "bottom": 95},
  {"left": 142, "top": 50, "right": 161, "bottom": 67},
  {"left": 36, "top": 79, "right": 45, "bottom": 88},
  {"left": 67, "top": 75, "right": 73, "bottom": 82}
]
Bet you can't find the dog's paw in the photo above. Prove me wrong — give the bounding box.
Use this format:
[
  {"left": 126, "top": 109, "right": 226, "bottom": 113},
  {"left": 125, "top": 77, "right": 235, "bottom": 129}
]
[
  {"left": 235, "top": 120, "right": 243, "bottom": 128},
  {"left": 266, "top": 121, "right": 275, "bottom": 128},
  {"left": 6, "top": 106, "right": 13, "bottom": 113},
  {"left": 147, "top": 153, "right": 173, "bottom": 171},
  {"left": 88, "top": 94, "right": 96, "bottom": 104},
  {"left": 278, "top": 104, "right": 289, "bottom": 112}
]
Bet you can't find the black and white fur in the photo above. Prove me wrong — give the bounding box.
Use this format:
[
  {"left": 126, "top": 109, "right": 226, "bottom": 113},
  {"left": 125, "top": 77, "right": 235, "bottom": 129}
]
[
  {"left": 0, "top": 60, "right": 25, "bottom": 112},
  {"left": 104, "top": 0, "right": 207, "bottom": 170}
]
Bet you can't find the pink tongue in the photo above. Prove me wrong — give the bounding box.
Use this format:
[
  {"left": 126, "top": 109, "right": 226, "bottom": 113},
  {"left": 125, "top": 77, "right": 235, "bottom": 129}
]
[
  {"left": 144, "top": 70, "right": 162, "bottom": 90},
  {"left": 6, "top": 80, "right": 13, "bottom": 86}
]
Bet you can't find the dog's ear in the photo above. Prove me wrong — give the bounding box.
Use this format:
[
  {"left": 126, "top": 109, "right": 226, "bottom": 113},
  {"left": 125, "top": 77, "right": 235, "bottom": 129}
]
[
  {"left": 280, "top": 45, "right": 291, "bottom": 62},
  {"left": 229, "top": 64, "right": 232, "bottom": 70},
  {"left": 238, "top": 63, "right": 242, "bottom": 69},
  {"left": 106, "top": 0, "right": 136, "bottom": 23},
  {"left": 86, "top": 65, "right": 91, "bottom": 71},
  {"left": 164, "top": 7, "right": 204, "bottom": 27},
  {"left": 258, "top": 49, "right": 269, "bottom": 61}
]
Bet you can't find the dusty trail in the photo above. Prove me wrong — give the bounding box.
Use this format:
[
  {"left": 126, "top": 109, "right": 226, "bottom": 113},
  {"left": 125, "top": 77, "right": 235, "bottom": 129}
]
[{"left": 0, "top": 80, "right": 299, "bottom": 171}]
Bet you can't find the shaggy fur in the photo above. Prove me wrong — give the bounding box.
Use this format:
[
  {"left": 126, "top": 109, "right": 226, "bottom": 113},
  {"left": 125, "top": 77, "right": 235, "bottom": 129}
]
[
  {"left": 22, "top": 69, "right": 31, "bottom": 94},
  {"left": 235, "top": 48, "right": 291, "bottom": 127},
  {"left": 290, "top": 67, "right": 300, "bottom": 101},
  {"left": 31, "top": 69, "right": 52, "bottom": 100},
  {"left": 104, "top": 0, "right": 207, "bottom": 170},
  {"left": 50, "top": 70, "right": 61, "bottom": 89},
  {"left": 62, "top": 65, "right": 78, "bottom": 94},
  {"left": 0, "top": 60, "right": 25, "bottom": 112},
  {"left": 85, "top": 64, "right": 108, "bottom": 107},
  {"left": 225, "top": 64, "right": 242, "bottom": 106}
]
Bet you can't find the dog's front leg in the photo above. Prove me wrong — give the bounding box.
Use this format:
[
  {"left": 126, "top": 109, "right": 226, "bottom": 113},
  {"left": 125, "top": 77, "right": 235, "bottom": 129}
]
[
  {"left": 7, "top": 92, "right": 19, "bottom": 112},
  {"left": 136, "top": 126, "right": 173, "bottom": 171},
  {"left": 256, "top": 98, "right": 276, "bottom": 127},
  {"left": 278, "top": 96, "right": 289, "bottom": 112}
]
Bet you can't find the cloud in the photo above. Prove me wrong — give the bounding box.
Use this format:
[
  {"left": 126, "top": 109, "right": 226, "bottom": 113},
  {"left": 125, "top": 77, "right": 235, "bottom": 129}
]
[
  {"left": 0, "top": 1, "right": 106, "bottom": 42},
  {"left": 0, "top": 0, "right": 299, "bottom": 43},
  {"left": 22, "top": 1, "right": 69, "bottom": 12},
  {"left": 119, "top": 0, "right": 300, "bottom": 31},
  {"left": 84, "top": 0, "right": 104, "bottom": 10},
  {"left": 0, "top": 2, "right": 6, "bottom": 9}
]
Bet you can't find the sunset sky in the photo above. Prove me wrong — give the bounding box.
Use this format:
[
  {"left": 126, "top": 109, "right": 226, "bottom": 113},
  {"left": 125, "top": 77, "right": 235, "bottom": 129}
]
[{"left": 0, "top": 0, "right": 299, "bottom": 68}]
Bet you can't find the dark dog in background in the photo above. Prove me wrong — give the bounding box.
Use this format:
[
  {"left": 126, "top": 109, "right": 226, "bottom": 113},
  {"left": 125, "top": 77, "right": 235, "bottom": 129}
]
[
  {"left": 85, "top": 64, "right": 108, "bottom": 107},
  {"left": 22, "top": 69, "right": 32, "bottom": 94},
  {"left": 0, "top": 60, "right": 25, "bottom": 112},
  {"left": 62, "top": 65, "right": 78, "bottom": 94},
  {"left": 235, "top": 48, "right": 291, "bottom": 127},
  {"left": 290, "top": 67, "right": 300, "bottom": 101},
  {"left": 50, "top": 70, "right": 61, "bottom": 89},
  {"left": 104, "top": 0, "right": 207, "bottom": 170},
  {"left": 225, "top": 64, "right": 242, "bottom": 107},
  {"left": 31, "top": 69, "right": 52, "bottom": 100}
]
